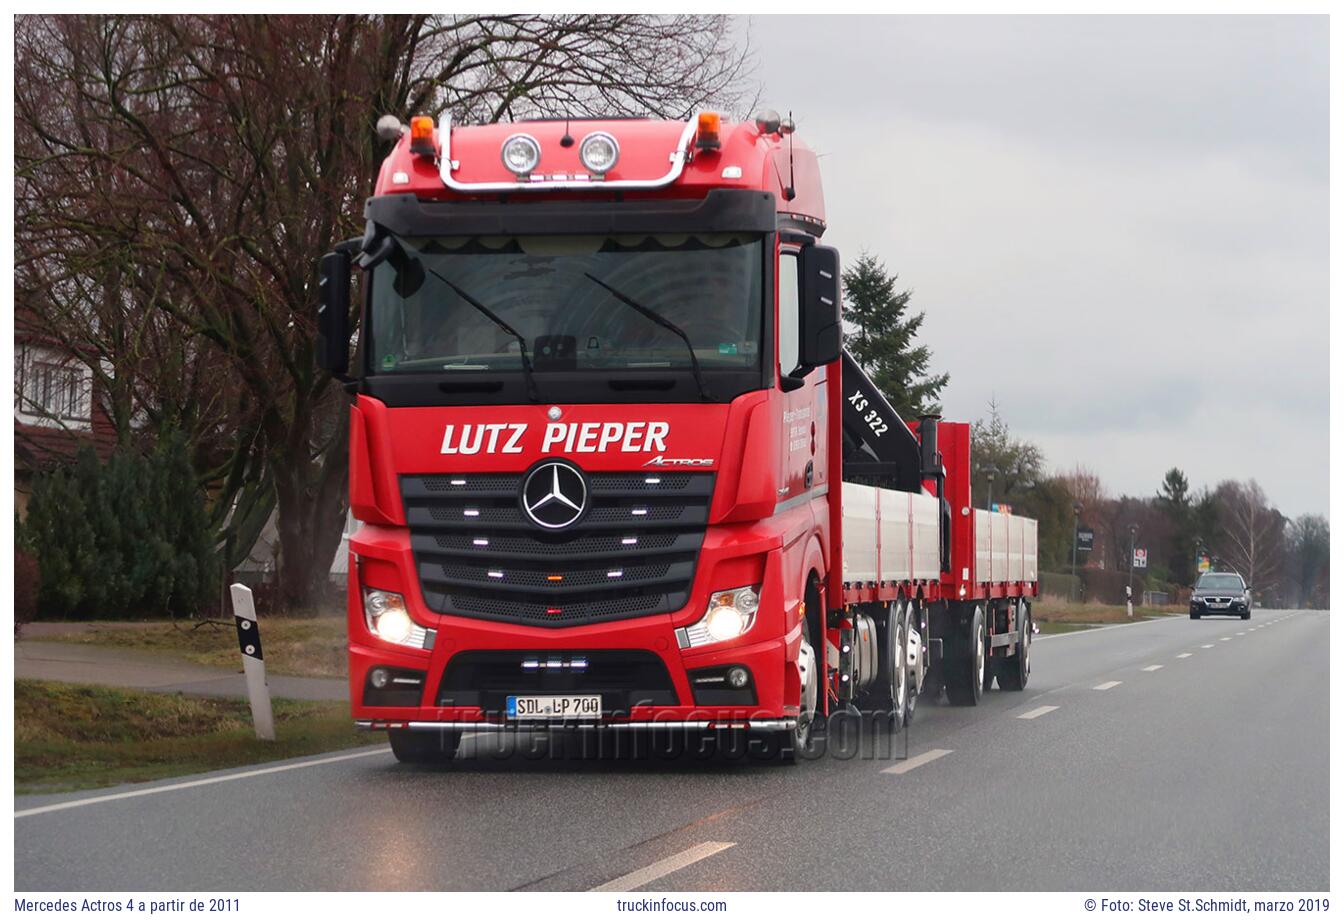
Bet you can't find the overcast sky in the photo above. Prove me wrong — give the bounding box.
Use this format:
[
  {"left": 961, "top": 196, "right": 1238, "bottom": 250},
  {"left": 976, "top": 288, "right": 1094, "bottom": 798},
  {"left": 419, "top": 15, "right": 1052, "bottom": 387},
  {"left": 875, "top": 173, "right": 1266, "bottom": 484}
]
[{"left": 747, "top": 15, "right": 1328, "bottom": 519}]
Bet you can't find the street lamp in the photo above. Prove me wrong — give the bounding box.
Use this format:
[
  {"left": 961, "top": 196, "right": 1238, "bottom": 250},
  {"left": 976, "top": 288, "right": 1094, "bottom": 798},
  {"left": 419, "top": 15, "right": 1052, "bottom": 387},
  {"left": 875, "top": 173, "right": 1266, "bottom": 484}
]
[
  {"left": 1071, "top": 501, "right": 1083, "bottom": 603},
  {"left": 1128, "top": 523, "right": 1139, "bottom": 616}
]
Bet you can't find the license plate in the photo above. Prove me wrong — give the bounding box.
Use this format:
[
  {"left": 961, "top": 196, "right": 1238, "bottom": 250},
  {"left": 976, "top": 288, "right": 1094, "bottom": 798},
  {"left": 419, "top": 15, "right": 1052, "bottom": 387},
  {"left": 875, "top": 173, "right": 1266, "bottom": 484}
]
[{"left": 506, "top": 694, "right": 602, "bottom": 720}]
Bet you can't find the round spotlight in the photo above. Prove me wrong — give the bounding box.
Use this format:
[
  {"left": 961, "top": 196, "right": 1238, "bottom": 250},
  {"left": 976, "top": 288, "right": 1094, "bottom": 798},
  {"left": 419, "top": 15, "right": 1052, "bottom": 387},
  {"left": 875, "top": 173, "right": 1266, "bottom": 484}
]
[
  {"left": 579, "top": 131, "right": 620, "bottom": 175},
  {"left": 753, "top": 109, "right": 781, "bottom": 135},
  {"left": 370, "top": 668, "right": 391, "bottom": 690},
  {"left": 375, "top": 607, "right": 413, "bottom": 644},
  {"left": 727, "top": 666, "right": 750, "bottom": 689},
  {"left": 501, "top": 133, "right": 541, "bottom": 175}
]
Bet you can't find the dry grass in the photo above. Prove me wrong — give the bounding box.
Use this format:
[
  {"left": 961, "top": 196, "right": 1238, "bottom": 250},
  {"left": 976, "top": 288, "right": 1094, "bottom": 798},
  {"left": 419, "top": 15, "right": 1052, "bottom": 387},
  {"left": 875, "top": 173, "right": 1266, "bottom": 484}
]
[
  {"left": 27, "top": 616, "right": 349, "bottom": 679},
  {"left": 1033, "top": 596, "right": 1186, "bottom": 626},
  {"left": 15, "top": 679, "right": 377, "bottom": 793}
]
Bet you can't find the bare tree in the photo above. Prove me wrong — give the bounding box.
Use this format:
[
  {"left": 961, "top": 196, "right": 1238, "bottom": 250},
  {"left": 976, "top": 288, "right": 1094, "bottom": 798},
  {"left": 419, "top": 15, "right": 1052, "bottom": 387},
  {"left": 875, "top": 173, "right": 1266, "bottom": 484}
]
[
  {"left": 1211, "top": 479, "right": 1286, "bottom": 596},
  {"left": 15, "top": 14, "right": 756, "bottom": 608}
]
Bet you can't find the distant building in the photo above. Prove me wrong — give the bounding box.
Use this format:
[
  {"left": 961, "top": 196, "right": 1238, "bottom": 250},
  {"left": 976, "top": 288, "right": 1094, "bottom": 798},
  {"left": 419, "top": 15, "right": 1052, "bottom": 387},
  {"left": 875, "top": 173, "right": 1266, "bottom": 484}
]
[{"left": 14, "top": 324, "right": 117, "bottom": 515}]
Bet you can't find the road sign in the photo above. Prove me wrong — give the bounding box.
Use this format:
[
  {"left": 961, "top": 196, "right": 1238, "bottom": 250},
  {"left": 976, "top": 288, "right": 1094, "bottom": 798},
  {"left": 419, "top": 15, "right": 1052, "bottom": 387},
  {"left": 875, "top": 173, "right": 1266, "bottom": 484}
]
[
  {"left": 1076, "top": 527, "right": 1094, "bottom": 553},
  {"left": 1197, "top": 552, "right": 1211, "bottom": 573},
  {"left": 1133, "top": 548, "right": 1148, "bottom": 569}
]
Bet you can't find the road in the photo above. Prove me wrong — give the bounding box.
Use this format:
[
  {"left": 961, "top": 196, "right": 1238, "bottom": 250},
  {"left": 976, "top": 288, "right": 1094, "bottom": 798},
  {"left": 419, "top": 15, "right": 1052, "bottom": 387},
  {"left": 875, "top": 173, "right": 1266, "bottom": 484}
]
[{"left": 14, "top": 609, "right": 1328, "bottom": 891}]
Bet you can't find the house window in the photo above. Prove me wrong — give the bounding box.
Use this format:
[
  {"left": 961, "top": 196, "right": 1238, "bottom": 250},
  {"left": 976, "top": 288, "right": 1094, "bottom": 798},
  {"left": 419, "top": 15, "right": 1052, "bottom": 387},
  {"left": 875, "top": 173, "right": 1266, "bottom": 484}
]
[
  {"left": 15, "top": 344, "right": 92, "bottom": 429},
  {"left": 30, "top": 362, "right": 82, "bottom": 420}
]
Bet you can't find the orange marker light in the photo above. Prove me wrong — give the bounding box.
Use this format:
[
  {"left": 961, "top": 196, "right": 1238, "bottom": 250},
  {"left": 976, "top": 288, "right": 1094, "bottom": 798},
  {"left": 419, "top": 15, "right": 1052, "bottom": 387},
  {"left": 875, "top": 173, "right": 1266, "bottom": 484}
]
[
  {"left": 695, "top": 111, "right": 721, "bottom": 151},
  {"left": 547, "top": 575, "right": 564, "bottom": 583},
  {"left": 409, "top": 115, "right": 435, "bottom": 157}
]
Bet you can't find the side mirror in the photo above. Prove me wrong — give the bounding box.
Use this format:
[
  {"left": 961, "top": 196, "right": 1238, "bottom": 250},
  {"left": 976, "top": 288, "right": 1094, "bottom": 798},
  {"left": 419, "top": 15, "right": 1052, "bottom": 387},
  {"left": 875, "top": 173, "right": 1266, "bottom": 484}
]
[
  {"left": 797, "top": 244, "right": 842, "bottom": 371},
  {"left": 316, "top": 250, "right": 352, "bottom": 376}
]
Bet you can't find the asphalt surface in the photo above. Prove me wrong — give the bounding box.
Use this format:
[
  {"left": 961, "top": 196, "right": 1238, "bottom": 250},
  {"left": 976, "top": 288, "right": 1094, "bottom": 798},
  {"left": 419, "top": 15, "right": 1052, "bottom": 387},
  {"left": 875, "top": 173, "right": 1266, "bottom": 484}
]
[
  {"left": 15, "top": 641, "right": 346, "bottom": 701},
  {"left": 14, "top": 609, "right": 1329, "bottom": 891}
]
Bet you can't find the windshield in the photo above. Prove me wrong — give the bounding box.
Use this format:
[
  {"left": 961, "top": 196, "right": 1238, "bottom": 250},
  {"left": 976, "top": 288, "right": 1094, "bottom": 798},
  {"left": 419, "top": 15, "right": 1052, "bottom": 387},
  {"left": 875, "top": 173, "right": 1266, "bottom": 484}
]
[
  {"left": 369, "top": 233, "right": 763, "bottom": 375},
  {"left": 1196, "top": 573, "right": 1244, "bottom": 591}
]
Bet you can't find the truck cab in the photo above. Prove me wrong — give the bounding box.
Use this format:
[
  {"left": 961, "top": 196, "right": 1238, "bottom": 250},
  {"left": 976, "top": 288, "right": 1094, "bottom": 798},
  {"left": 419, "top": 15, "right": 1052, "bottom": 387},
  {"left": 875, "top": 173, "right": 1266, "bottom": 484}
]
[{"left": 319, "top": 111, "right": 843, "bottom": 761}]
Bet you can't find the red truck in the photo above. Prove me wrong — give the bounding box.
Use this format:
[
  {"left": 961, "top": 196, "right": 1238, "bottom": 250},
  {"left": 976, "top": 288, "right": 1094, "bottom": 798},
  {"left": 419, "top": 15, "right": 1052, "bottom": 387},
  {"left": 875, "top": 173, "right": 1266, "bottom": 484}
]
[{"left": 316, "top": 110, "right": 1038, "bottom": 763}]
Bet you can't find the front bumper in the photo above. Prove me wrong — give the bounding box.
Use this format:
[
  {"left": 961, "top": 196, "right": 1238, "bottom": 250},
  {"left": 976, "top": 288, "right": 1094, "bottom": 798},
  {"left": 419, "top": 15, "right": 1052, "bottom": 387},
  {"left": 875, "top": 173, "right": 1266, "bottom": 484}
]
[{"left": 346, "top": 524, "right": 802, "bottom": 728}]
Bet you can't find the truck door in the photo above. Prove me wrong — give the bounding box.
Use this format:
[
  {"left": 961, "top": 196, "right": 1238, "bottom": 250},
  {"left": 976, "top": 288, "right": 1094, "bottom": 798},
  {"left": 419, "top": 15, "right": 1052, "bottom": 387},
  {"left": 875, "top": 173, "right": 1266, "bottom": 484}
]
[{"left": 777, "top": 248, "right": 825, "bottom": 508}]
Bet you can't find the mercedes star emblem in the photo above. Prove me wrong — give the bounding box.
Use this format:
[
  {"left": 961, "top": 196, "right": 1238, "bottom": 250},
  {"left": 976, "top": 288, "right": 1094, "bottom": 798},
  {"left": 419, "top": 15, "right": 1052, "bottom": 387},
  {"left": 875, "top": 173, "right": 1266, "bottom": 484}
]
[{"left": 520, "top": 460, "right": 588, "bottom": 530}]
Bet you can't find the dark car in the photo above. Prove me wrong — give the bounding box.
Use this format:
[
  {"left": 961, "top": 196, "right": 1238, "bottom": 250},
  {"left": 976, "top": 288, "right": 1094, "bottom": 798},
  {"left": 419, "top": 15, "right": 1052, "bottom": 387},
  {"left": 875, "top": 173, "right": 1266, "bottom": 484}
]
[{"left": 1189, "top": 572, "right": 1251, "bottom": 619}]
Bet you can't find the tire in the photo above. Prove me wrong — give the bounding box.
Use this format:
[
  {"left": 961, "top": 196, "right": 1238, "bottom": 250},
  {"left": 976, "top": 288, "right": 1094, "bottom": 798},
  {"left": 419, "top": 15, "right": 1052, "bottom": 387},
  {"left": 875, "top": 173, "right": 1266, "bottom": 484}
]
[
  {"left": 772, "top": 603, "right": 820, "bottom": 764},
  {"left": 1190, "top": 608, "right": 1201, "bottom": 620},
  {"left": 901, "top": 602, "right": 920, "bottom": 726},
  {"left": 1241, "top": 610, "right": 1251, "bottom": 620},
  {"left": 867, "top": 600, "right": 909, "bottom": 731},
  {"left": 944, "top": 605, "right": 985, "bottom": 706},
  {"left": 998, "top": 601, "right": 1030, "bottom": 691},
  {"left": 389, "top": 728, "right": 461, "bottom": 764}
]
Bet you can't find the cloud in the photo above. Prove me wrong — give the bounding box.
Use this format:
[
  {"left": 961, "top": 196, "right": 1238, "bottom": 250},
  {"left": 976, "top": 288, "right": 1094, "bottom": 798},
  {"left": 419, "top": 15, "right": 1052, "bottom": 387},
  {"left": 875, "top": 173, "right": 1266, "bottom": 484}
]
[{"left": 749, "top": 15, "right": 1328, "bottom": 517}]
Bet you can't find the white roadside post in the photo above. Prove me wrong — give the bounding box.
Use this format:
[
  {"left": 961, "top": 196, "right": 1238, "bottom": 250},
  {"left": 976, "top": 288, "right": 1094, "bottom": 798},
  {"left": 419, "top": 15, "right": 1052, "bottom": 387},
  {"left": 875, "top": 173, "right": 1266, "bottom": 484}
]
[{"left": 230, "top": 583, "right": 276, "bottom": 741}]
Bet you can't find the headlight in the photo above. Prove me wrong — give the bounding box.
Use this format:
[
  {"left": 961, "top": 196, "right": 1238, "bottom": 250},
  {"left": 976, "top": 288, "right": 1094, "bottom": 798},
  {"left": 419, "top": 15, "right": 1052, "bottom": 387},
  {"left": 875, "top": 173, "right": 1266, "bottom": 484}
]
[
  {"left": 363, "top": 589, "right": 429, "bottom": 649},
  {"left": 579, "top": 131, "right": 620, "bottom": 175},
  {"left": 500, "top": 133, "right": 541, "bottom": 175},
  {"left": 1192, "top": 596, "right": 1205, "bottom": 604},
  {"left": 678, "top": 585, "right": 760, "bottom": 649}
]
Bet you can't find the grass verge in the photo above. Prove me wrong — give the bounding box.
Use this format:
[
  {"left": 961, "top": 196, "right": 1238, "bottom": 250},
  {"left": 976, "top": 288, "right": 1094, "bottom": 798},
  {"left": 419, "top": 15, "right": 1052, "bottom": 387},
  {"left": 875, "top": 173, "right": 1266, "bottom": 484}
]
[
  {"left": 15, "top": 679, "right": 377, "bottom": 794},
  {"left": 27, "top": 617, "right": 348, "bottom": 678},
  {"left": 1032, "top": 598, "right": 1186, "bottom": 626}
]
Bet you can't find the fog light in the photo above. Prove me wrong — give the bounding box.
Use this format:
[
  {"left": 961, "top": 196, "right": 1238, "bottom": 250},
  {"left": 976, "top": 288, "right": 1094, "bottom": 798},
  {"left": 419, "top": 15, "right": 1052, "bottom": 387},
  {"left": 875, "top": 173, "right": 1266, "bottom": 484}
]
[
  {"left": 370, "top": 668, "right": 391, "bottom": 689},
  {"left": 727, "top": 666, "right": 750, "bottom": 689}
]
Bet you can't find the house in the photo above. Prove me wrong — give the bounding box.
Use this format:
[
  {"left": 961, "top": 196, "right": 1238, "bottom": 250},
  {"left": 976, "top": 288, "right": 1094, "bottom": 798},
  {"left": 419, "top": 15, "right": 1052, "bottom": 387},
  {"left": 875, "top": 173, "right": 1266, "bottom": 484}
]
[{"left": 13, "top": 326, "right": 117, "bottom": 515}]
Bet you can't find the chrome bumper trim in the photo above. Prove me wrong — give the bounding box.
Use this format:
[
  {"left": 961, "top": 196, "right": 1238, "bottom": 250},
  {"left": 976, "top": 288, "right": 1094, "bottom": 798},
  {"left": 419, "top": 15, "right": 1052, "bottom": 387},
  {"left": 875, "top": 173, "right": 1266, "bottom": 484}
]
[{"left": 355, "top": 719, "right": 797, "bottom": 733}]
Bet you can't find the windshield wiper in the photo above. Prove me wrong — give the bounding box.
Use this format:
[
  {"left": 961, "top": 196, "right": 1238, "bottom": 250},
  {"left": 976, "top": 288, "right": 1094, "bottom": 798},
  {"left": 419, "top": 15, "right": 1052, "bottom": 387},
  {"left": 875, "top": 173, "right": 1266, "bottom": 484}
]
[
  {"left": 582, "top": 273, "right": 713, "bottom": 402},
  {"left": 424, "top": 267, "right": 539, "bottom": 403}
]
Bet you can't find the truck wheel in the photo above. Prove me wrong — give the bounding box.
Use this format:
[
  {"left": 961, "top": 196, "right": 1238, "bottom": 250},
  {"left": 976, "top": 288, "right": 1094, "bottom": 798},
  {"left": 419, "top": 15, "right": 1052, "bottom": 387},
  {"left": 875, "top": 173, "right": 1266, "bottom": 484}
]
[
  {"left": 770, "top": 617, "right": 820, "bottom": 764},
  {"left": 389, "top": 728, "right": 461, "bottom": 765},
  {"left": 998, "top": 601, "right": 1030, "bottom": 691},
  {"left": 944, "top": 605, "right": 985, "bottom": 706},
  {"left": 866, "top": 600, "right": 908, "bottom": 730},
  {"left": 901, "top": 602, "right": 921, "bottom": 726}
]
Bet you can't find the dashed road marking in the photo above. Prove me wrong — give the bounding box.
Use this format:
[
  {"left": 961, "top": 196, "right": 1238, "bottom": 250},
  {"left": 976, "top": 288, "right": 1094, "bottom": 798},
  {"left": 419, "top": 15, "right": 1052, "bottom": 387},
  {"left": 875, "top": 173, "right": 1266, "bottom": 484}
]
[
  {"left": 1018, "top": 705, "right": 1059, "bottom": 720},
  {"left": 1237, "top": 631, "right": 1246, "bottom": 636},
  {"left": 1176, "top": 653, "right": 1192, "bottom": 659},
  {"left": 1201, "top": 644, "right": 1214, "bottom": 649},
  {"left": 15, "top": 747, "right": 391, "bottom": 818},
  {"left": 1093, "top": 681, "right": 1122, "bottom": 691},
  {"left": 1142, "top": 665, "right": 1163, "bottom": 672},
  {"left": 1220, "top": 637, "right": 1232, "bottom": 642},
  {"left": 591, "top": 841, "right": 736, "bottom": 892},
  {"left": 882, "top": 748, "right": 953, "bottom": 775}
]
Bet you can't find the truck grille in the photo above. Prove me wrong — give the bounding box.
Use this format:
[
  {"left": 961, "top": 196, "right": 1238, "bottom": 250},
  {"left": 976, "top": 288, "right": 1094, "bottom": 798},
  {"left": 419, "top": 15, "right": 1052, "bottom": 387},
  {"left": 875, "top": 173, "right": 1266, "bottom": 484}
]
[{"left": 401, "top": 471, "right": 713, "bottom": 628}]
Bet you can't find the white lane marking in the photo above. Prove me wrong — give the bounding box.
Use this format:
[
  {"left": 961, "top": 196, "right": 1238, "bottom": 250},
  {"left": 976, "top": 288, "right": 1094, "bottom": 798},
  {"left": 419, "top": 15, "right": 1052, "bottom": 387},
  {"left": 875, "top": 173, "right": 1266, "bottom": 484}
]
[
  {"left": 1176, "top": 653, "right": 1192, "bottom": 658},
  {"left": 591, "top": 841, "right": 736, "bottom": 892},
  {"left": 1093, "top": 681, "right": 1122, "bottom": 691},
  {"left": 1034, "top": 617, "right": 1170, "bottom": 641},
  {"left": 1142, "top": 665, "right": 1163, "bottom": 672},
  {"left": 1017, "top": 705, "right": 1059, "bottom": 720},
  {"left": 15, "top": 747, "right": 391, "bottom": 818},
  {"left": 1202, "top": 644, "right": 1215, "bottom": 648},
  {"left": 882, "top": 748, "right": 953, "bottom": 775},
  {"left": 1237, "top": 631, "right": 1246, "bottom": 635},
  {"left": 1220, "top": 637, "right": 1232, "bottom": 641}
]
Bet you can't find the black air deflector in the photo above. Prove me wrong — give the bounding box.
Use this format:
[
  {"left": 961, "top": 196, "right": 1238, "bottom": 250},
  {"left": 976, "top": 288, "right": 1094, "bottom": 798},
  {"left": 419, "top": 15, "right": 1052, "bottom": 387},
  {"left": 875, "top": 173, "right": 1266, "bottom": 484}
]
[{"left": 840, "top": 350, "right": 924, "bottom": 493}]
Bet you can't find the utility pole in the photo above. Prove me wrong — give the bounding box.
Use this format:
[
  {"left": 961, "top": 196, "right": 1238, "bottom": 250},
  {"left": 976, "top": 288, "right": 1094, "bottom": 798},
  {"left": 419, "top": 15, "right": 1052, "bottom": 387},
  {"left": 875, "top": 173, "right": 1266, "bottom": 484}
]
[{"left": 1072, "top": 501, "right": 1083, "bottom": 603}]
